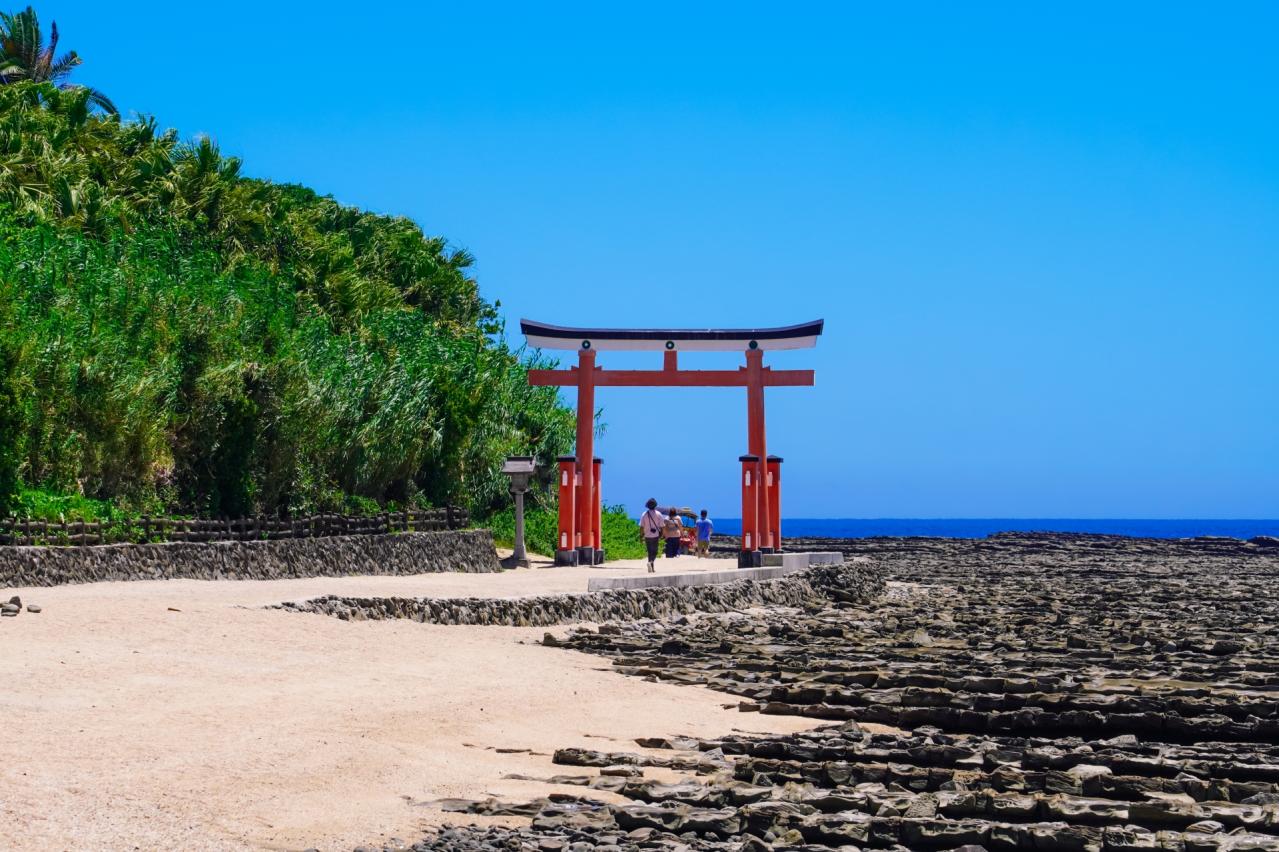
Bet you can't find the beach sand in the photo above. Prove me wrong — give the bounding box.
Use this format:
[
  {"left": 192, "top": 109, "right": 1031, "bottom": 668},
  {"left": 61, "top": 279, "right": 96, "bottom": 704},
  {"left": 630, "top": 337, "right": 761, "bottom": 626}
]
[{"left": 0, "top": 564, "right": 816, "bottom": 851}]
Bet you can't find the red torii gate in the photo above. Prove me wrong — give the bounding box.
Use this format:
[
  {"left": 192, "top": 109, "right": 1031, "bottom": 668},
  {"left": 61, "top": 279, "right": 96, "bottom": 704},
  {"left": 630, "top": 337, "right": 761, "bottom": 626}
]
[{"left": 522, "top": 319, "right": 823, "bottom": 567}]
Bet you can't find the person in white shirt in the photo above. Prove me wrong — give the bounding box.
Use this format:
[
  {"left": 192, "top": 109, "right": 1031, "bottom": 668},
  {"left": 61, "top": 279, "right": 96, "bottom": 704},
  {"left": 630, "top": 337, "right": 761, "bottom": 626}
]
[{"left": 639, "top": 498, "right": 665, "bottom": 573}]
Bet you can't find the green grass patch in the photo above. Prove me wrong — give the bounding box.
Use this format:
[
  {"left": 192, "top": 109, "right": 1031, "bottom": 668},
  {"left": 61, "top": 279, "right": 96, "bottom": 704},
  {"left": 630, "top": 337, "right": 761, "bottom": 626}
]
[
  {"left": 13, "top": 488, "right": 129, "bottom": 522},
  {"left": 486, "top": 503, "right": 644, "bottom": 562}
]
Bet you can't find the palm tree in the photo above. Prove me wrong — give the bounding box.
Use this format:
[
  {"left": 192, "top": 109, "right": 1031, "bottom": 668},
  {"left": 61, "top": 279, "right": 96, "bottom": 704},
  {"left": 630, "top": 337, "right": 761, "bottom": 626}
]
[{"left": 0, "top": 6, "right": 116, "bottom": 114}]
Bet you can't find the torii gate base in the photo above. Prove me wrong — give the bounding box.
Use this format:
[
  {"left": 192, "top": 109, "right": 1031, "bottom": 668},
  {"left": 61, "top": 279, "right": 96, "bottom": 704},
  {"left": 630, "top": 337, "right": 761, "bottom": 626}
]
[
  {"left": 553, "top": 454, "right": 604, "bottom": 566},
  {"left": 523, "top": 320, "right": 822, "bottom": 568}
]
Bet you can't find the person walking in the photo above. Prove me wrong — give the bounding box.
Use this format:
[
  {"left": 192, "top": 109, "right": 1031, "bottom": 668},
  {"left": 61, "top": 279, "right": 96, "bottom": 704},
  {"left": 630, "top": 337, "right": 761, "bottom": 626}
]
[
  {"left": 694, "top": 509, "right": 713, "bottom": 558},
  {"left": 662, "top": 507, "right": 683, "bottom": 559},
  {"left": 639, "top": 498, "right": 665, "bottom": 573}
]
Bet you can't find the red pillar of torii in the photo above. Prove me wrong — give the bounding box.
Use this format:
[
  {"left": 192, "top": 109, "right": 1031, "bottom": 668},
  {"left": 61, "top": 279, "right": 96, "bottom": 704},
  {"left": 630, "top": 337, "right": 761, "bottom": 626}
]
[{"left": 523, "top": 319, "right": 823, "bottom": 567}]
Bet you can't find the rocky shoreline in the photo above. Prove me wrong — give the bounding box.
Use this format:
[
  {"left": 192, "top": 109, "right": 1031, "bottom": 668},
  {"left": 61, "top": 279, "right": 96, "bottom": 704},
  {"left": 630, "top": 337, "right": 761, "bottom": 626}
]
[{"left": 389, "top": 533, "right": 1279, "bottom": 852}]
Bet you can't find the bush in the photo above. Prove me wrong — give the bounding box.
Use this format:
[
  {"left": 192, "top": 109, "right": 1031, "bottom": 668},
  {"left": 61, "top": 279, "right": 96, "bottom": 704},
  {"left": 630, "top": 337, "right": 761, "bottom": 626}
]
[
  {"left": 598, "top": 507, "right": 646, "bottom": 560},
  {"left": 12, "top": 488, "right": 128, "bottom": 523},
  {"left": 486, "top": 503, "right": 644, "bottom": 562}
]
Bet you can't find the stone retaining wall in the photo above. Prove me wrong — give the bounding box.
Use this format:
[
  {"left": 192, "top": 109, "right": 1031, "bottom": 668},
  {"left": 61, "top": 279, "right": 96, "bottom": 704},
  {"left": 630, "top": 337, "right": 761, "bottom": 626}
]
[
  {"left": 0, "top": 530, "right": 500, "bottom": 588},
  {"left": 275, "top": 561, "right": 885, "bottom": 626}
]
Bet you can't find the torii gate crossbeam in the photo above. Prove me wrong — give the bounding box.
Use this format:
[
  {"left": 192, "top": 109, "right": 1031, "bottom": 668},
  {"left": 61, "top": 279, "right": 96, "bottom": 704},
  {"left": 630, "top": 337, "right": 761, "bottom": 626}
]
[{"left": 522, "top": 319, "right": 822, "bottom": 567}]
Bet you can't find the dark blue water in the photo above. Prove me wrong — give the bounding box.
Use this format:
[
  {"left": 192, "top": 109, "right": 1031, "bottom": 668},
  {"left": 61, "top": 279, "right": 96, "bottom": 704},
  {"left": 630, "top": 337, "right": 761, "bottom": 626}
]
[{"left": 708, "top": 518, "right": 1279, "bottom": 539}]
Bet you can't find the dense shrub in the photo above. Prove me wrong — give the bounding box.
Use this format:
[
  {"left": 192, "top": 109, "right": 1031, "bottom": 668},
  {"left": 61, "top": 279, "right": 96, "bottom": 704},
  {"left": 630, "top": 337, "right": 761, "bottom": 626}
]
[{"left": 0, "top": 82, "right": 576, "bottom": 517}]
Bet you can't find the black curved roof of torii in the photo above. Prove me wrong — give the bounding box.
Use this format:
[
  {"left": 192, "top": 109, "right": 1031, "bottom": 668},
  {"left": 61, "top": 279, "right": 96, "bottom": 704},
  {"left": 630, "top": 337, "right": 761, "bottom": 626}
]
[{"left": 520, "top": 318, "right": 823, "bottom": 351}]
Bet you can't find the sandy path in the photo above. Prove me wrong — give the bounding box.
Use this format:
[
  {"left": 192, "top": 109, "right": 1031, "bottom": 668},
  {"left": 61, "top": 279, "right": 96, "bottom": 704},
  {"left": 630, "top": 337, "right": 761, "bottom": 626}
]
[{"left": 0, "top": 566, "right": 816, "bottom": 851}]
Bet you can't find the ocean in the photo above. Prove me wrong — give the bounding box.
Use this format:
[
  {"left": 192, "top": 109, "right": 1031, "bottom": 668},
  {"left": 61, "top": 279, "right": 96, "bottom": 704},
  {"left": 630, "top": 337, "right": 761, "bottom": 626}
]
[{"left": 706, "top": 518, "right": 1279, "bottom": 539}]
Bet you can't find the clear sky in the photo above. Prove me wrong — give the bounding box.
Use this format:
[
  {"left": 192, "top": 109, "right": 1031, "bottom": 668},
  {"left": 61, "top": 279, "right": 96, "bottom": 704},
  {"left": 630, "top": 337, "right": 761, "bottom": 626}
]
[{"left": 45, "top": 1, "right": 1278, "bottom": 518}]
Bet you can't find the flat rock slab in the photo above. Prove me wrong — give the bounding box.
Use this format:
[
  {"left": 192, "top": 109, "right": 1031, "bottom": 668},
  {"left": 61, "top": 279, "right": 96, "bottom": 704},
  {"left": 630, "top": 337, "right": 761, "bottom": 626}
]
[
  {"left": 588, "top": 553, "right": 846, "bottom": 592},
  {"left": 760, "top": 551, "right": 846, "bottom": 569},
  {"left": 587, "top": 564, "right": 806, "bottom": 592}
]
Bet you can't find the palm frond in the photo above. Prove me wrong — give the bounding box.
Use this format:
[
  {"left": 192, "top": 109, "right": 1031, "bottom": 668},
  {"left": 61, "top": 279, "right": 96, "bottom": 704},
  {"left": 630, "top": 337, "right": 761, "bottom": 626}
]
[
  {"left": 48, "top": 50, "right": 80, "bottom": 80},
  {"left": 84, "top": 86, "right": 116, "bottom": 115},
  {"left": 35, "top": 18, "right": 57, "bottom": 78},
  {"left": 0, "top": 10, "right": 113, "bottom": 111}
]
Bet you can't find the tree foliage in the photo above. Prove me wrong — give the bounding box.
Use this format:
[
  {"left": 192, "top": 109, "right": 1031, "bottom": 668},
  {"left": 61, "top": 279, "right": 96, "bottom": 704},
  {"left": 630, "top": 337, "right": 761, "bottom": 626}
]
[
  {"left": 0, "top": 7, "right": 115, "bottom": 113},
  {"left": 0, "top": 80, "right": 575, "bottom": 517}
]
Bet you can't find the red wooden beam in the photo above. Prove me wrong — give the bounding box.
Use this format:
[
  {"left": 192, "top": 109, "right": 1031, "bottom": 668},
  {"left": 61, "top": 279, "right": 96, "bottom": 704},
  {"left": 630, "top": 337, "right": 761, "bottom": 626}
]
[{"left": 527, "top": 367, "right": 814, "bottom": 388}]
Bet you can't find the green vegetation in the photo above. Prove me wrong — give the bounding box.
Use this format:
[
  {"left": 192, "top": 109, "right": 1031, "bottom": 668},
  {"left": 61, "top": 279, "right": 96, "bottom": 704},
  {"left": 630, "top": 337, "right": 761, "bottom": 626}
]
[
  {"left": 0, "top": 29, "right": 576, "bottom": 519},
  {"left": 0, "top": 7, "right": 115, "bottom": 113},
  {"left": 597, "top": 508, "right": 647, "bottom": 560},
  {"left": 0, "top": 331, "right": 18, "bottom": 516},
  {"left": 488, "top": 504, "right": 645, "bottom": 561},
  {"left": 11, "top": 487, "right": 123, "bottom": 523}
]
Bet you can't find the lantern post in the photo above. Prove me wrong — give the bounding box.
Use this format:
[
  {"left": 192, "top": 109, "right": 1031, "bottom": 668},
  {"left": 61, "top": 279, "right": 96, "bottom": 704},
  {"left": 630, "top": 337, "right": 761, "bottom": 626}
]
[{"left": 501, "top": 456, "right": 536, "bottom": 568}]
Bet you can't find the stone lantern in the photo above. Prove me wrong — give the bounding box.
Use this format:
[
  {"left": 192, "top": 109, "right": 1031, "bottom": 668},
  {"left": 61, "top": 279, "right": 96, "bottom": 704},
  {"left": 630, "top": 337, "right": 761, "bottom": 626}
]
[{"left": 501, "top": 456, "right": 536, "bottom": 568}]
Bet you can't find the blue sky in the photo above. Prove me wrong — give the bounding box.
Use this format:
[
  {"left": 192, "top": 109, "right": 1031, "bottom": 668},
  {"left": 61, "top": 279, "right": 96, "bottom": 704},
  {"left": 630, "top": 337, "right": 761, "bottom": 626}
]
[{"left": 47, "top": 1, "right": 1278, "bottom": 517}]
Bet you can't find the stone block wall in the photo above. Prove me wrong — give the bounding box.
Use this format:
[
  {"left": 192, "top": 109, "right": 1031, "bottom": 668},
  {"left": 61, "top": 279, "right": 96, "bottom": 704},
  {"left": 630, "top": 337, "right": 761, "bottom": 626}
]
[
  {"left": 0, "top": 530, "right": 500, "bottom": 588},
  {"left": 276, "top": 561, "right": 885, "bottom": 626}
]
